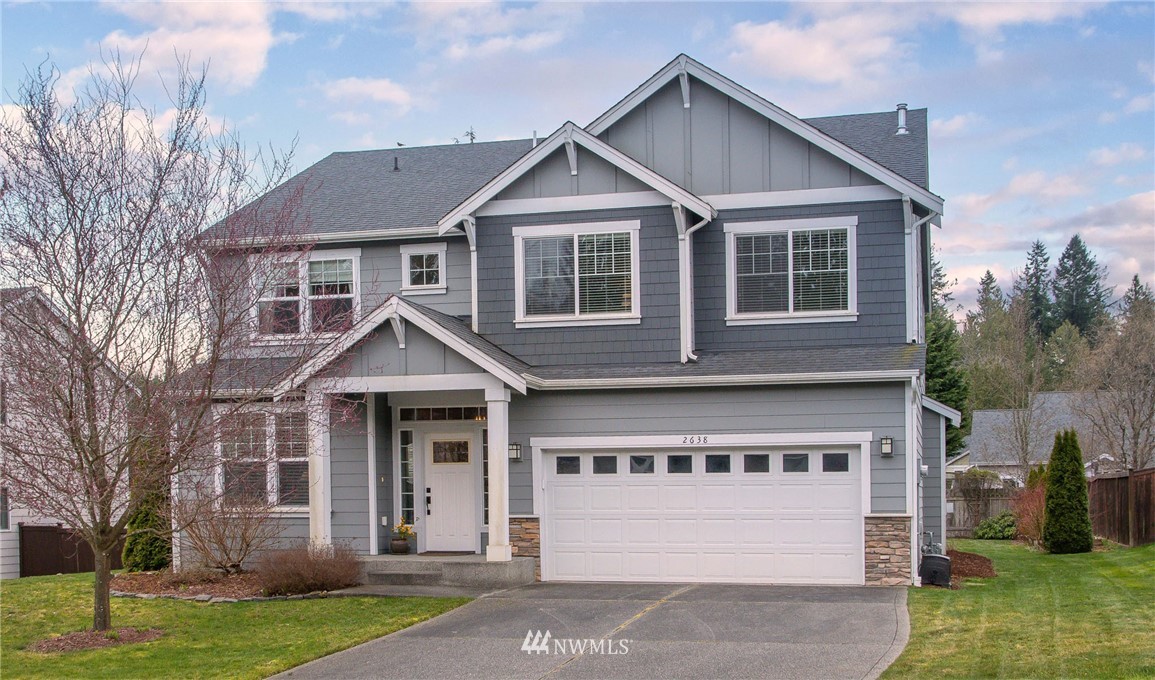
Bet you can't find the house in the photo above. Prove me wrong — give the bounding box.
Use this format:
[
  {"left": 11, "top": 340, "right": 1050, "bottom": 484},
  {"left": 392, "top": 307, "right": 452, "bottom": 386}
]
[
  {"left": 191, "top": 55, "right": 958, "bottom": 586},
  {"left": 965, "top": 391, "right": 1116, "bottom": 484}
]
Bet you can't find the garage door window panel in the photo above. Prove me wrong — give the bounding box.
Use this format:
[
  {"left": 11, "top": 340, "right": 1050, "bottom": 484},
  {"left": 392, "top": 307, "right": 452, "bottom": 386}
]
[
  {"left": 705, "top": 454, "right": 731, "bottom": 474},
  {"left": 782, "top": 453, "right": 809, "bottom": 473},
  {"left": 593, "top": 455, "right": 617, "bottom": 475},
  {"left": 744, "top": 454, "right": 770, "bottom": 473},
  {"left": 556, "top": 456, "right": 581, "bottom": 475},
  {"left": 823, "top": 452, "right": 850, "bottom": 473},
  {"left": 667, "top": 455, "right": 692, "bottom": 474},
  {"left": 629, "top": 455, "right": 655, "bottom": 474}
]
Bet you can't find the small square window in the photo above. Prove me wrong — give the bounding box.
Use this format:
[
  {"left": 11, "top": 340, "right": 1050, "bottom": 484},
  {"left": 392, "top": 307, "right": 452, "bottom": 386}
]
[
  {"left": 556, "top": 456, "right": 580, "bottom": 475},
  {"left": 705, "top": 454, "right": 731, "bottom": 474},
  {"left": 667, "top": 455, "right": 692, "bottom": 474},
  {"left": 783, "top": 453, "right": 809, "bottom": 473},
  {"left": 593, "top": 456, "right": 617, "bottom": 474},
  {"left": 822, "top": 453, "right": 850, "bottom": 473},
  {"left": 744, "top": 454, "right": 770, "bottom": 473},
  {"left": 630, "top": 455, "right": 655, "bottom": 474},
  {"left": 401, "top": 243, "right": 447, "bottom": 294}
]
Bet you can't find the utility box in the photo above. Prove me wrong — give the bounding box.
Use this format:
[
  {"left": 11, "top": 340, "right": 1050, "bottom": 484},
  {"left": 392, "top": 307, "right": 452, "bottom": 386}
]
[{"left": 919, "top": 554, "right": 951, "bottom": 587}]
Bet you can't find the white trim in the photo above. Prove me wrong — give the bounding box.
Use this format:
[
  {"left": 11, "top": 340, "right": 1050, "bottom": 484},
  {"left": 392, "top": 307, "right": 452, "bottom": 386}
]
[
  {"left": 939, "top": 410, "right": 948, "bottom": 545},
  {"left": 905, "top": 377, "right": 920, "bottom": 585},
  {"left": 438, "top": 122, "right": 715, "bottom": 234},
  {"left": 922, "top": 396, "right": 962, "bottom": 426},
  {"left": 211, "top": 402, "right": 311, "bottom": 511},
  {"left": 513, "top": 221, "right": 642, "bottom": 327},
  {"left": 366, "top": 393, "right": 379, "bottom": 555},
  {"left": 524, "top": 369, "right": 919, "bottom": 391},
  {"left": 400, "top": 242, "right": 448, "bottom": 296},
  {"left": 485, "top": 389, "right": 512, "bottom": 562},
  {"left": 250, "top": 248, "right": 363, "bottom": 345},
  {"left": 312, "top": 373, "right": 502, "bottom": 394},
  {"left": 903, "top": 197, "right": 918, "bottom": 343},
  {"left": 723, "top": 217, "right": 858, "bottom": 324},
  {"left": 307, "top": 391, "right": 331, "bottom": 545},
  {"left": 476, "top": 191, "right": 671, "bottom": 217},
  {"left": 585, "top": 55, "right": 944, "bottom": 215},
  {"left": 703, "top": 186, "right": 900, "bottom": 210},
  {"left": 204, "top": 226, "right": 444, "bottom": 248}
]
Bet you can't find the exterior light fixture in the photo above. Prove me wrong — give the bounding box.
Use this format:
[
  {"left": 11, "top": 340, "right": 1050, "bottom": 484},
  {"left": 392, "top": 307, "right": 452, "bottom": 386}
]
[
  {"left": 508, "top": 443, "right": 522, "bottom": 461},
  {"left": 880, "top": 436, "right": 894, "bottom": 457}
]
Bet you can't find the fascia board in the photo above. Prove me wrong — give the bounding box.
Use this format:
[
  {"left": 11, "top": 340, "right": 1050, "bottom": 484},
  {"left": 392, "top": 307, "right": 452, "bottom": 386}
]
[{"left": 524, "top": 369, "right": 919, "bottom": 391}]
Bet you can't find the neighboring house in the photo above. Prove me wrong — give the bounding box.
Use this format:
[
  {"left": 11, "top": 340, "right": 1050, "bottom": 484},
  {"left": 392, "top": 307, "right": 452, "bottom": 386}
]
[
  {"left": 966, "top": 391, "right": 1116, "bottom": 483},
  {"left": 191, "top": 55, "right": 957, "bottom": 586}
]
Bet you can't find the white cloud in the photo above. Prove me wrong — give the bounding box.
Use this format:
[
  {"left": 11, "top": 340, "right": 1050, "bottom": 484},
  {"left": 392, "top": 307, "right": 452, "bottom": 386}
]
[
  {"left": 406, "top": 2, "right": 581, "bottom": 60},
  {"left": 329, "top": 111, "right": 372, "bottom": 126},
  {"left": 930, "top": 113, "right": 983, "bottom": 138},
  {"left": 320, "top": 77, "right": 412, "bottom": 112},
  {"left": 278, "top": 2, "right": 389, "bottom": 22},
  {"left": 1124, "top": 93, "right": 1154, "bottom": 114},
  {"left": 954, "top": 170, "right": 1090, "bottom": 220},
  {"left": 1033, "top": 191, "right": 1155, "bottom": 284},
  {"left": 1088, "top": 143, "right": 1148, "bottom": 166}
]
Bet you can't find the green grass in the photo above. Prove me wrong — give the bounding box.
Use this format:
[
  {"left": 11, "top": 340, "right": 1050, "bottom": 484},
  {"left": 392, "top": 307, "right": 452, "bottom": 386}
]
[
  {"left": 0, "top": 573, "right": 469, "bottom": 679},
  {"left": 885, "top": 540, "right": 1155, "bottom": 679}
]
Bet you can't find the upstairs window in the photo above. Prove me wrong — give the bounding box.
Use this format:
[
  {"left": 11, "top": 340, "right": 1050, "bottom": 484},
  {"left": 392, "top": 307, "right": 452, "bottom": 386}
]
[
  {"left": 725, "top": 217, "right": 857, "bottom": 324},
  {"left": 514, "top": 221, "right": 640, "bottom": 327},
  {"left": 252, "top": 249, "right": 360, "bottom": 339},
  {"left": 400, "top": 242, "right": 447, "bottom": 295}
]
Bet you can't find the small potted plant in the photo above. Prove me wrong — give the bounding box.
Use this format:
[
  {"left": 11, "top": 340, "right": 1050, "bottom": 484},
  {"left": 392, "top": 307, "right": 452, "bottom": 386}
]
[{"left": 391, "top": 521, "right": 415, "bottom": 554}]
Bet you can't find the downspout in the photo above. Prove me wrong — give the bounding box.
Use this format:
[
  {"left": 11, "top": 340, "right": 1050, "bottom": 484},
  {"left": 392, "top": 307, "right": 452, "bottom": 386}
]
[
  {"left": 901, "top": 196, "right": 939, "bottom": 345},
  {"left": 462, "top": 216, "right": 479, "bottom": 332},
  {"left": 673, "top": 203, "right": 711, "bottom": 363}
]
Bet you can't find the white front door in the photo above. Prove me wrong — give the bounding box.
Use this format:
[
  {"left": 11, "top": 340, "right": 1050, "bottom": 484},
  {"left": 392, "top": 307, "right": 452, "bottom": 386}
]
[{"left": 425, "top": 435, "right": 477, "bottom": 551}]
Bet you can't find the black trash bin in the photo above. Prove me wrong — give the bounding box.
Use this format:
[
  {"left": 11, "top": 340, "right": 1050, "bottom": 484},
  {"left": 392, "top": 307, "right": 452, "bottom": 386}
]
[{"left": 919, "top": 554, "right": 951, "bottom": 587}]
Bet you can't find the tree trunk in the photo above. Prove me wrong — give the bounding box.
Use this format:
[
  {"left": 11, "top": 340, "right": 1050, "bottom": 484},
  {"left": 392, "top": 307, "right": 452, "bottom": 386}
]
[{"left": 93, "top": 548, "right": 112, "bottom": 631}]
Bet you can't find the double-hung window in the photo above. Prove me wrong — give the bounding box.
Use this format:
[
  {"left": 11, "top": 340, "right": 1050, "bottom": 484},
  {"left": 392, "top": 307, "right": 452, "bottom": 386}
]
[
  {"left": 218, "top": 409, "right": 309, "bottom": 508},
  {"left": 253, "top": 249, "right": 360, "bottom": 338},
  {"left": 513, "top": 221, "right": 641, "bottom": 327},
  {"left": 725, "top": 216, "right": 857, "bottom": 324},
  {"left": 400, "top": 242, "right": 447, "bottom": 295}
]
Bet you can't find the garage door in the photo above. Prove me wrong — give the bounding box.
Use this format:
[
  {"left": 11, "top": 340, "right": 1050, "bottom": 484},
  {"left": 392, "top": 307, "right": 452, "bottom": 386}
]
[{"left": 542, "top": 449, "right": 863, "bottom": 584}]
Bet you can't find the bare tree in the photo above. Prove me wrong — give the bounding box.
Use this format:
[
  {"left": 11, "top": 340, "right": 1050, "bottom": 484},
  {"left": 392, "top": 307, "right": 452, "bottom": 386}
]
[
  {"left": 1075, "top": 302, "right": 1155, "bottom": 471},
  {"left": 0, "top": 56, "right": 345, "bottom": 631}
]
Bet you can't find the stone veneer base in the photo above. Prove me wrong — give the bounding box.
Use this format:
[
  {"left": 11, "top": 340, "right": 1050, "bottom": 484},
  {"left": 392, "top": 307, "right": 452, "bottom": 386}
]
[
  {"left": 864, "top": 516, "right": 913, "bottom": 586},
  {"left": 509, "top": 516, "right": 541, "bottom": 580}
]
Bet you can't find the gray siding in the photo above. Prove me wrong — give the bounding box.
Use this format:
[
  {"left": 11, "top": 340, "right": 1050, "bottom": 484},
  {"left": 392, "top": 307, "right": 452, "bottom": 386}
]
[
  {"left": 341, "top": 323, "right": 484, "bottom": 378},
  {"left": 496, "top": 146, "right": 649, "bottom": 200},
  {"left": 508, "top": 383, "right": 910, "bottom": 514},
  {"left": 330, "top": 401, "right": 369, "bottom": 553},
  {"left": 357, "top": 238, "right": 472, "bottom": 316},
  {"left": 922, "top": 407, "right": 945, "bottom": 545},
  {"left": 694, "top": 199, "right": 908, "bottom": 351},
  {"left": 598, "top": 77, "right": 883, "bottom": 195},
  {"left": 476, "top": 206, "right": 681, "bottom": 366}
]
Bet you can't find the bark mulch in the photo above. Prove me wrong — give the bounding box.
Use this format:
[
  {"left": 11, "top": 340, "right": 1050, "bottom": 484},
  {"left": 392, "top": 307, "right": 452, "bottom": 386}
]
[
  {"left": 111, "top": 571, "right": 264, "bottom": 599},
  {"left": 28, "top": 628, "right": 164, "bottom": 653},
  {"left": 947, "top": 548, "right": 997, "bottom": 588}
]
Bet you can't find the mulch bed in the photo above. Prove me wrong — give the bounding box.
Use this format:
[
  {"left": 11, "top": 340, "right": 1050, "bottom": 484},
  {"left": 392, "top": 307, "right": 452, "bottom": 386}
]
[
  {"left": 947, "top": 548, "right": 997, "bottom": 588},
  {"left": 112, "top": 571, "right": 265, "bottom": 599},
  {"left": 28, "top": 628, "right": 164, "bottom": 653}
]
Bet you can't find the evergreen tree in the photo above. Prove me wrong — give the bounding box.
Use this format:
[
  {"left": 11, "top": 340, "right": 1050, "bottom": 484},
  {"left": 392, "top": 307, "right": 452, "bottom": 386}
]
[
  {"left": 967, "top": 270, "right": 1006, "bottom": 329},
  {"left": 1013, "top": 240, "right": 1055, "bottom": 340},
  {"left": 1120, "top": 274, "right": 1155, "bottom": 320},
  {"left": 925, "top": 249, "right": 969, "bottom": 455},
  {"left": 121, "top": 492, "right": 171, "bottom": 572},
  {"left": 1042, "top": 430, "right": 1093, "bottom": 554},
  {"left": 1052, "top": 235, "right": 1111, "bottom": 342},
  {"left": 1043, "top": 320, "right": 1089, "bottom": 390}
]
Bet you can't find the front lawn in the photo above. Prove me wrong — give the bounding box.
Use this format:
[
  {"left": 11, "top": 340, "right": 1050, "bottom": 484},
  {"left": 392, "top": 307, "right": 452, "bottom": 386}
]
[
  {"left": 886, "top": 539, "right": 1155, "bottom": 679},
  {"left": 0, "top": 573, "right": 469, "bottom": 679}
]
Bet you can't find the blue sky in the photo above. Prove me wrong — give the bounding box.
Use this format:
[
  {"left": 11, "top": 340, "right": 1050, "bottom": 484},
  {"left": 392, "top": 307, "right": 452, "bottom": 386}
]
[{"left": 2, "top": 1, "right": 1153, "bottom": 312}]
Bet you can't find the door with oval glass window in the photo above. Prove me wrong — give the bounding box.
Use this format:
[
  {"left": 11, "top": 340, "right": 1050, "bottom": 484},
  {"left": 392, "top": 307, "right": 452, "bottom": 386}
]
[{"left": 425, "top": 435, "right": 476, "bottom": 551}]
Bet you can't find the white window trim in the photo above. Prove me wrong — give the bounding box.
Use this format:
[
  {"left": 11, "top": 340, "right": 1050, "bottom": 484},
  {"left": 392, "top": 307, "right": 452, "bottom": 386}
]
[
  {"left": 250, "top": 248, "right": 362, "bottom": 344},
  {"left": 214, "top": 403, "right": 310, "bottom": 511},
  {"left": 724, "top": 216, "right": 858, "bottom": 325},
  {"left": 400, "top": 242, "right": 448, "bottom": 296},
  {"left": 513, "top": 221, "right": 641, "bottom": 329}
]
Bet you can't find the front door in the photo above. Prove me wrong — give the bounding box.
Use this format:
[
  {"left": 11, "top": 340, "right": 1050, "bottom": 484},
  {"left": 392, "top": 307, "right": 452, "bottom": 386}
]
[{"left": 425, "top": 435, "right": 477, "bottom": 551}]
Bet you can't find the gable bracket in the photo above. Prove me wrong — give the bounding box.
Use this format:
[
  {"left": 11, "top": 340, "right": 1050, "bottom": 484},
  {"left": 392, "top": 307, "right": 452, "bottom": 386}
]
[
  {"left": 564, "top": 128, "right": 577, "bottom": 176},
  {"left": 388, "top": 314, "right": 406, "bottom": 350},
  {"left": 671, "top": 202, "right": 688, "bottom": 238},
  {"left": 461, "top": 215, "right": 477, "bottom": 251},
  {"left": 678, "top": 64, "right": 690, "bottom": 109}
]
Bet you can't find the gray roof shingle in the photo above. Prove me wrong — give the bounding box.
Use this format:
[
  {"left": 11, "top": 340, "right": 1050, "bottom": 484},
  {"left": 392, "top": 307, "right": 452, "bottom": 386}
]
[
  {"left": 402, "top": 300, "right": 531, "bottom": 376},
  {"left": 967, "top": 392, "right": 1099, "bottom": 465},
  {"left": 805, "top": 108, "right": 929, "bottom": 189}
]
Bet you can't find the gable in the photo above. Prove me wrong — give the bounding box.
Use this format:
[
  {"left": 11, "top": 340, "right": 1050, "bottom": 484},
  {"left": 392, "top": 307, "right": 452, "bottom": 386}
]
[
  {"left": 495, "top": 145, "right": 649, "bottom": 200},
  {"left": 598, "top": 76, "right": 884, "bottom": 197},
  {"left": 336, "top": 322, "right": 484, "bottom": 379}
]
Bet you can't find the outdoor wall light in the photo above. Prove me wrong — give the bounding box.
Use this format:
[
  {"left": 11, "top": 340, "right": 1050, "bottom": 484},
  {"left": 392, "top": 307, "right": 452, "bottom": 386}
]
[
  {"left": 880, "top": 436, "right": 894, "bottom": 457},
  {"left": 508, "top": 443, "right": 522, "bottom": 461}
]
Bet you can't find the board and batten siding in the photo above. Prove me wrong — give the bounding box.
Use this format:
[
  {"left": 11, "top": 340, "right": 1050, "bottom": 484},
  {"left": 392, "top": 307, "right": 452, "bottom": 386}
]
[
  {"left": 921, "top": 407, "right": 946, "bottom": 545},
  {"left": 507, "top": 383, "right": 910, "bottom": 515},
  {"left": 694, "top": 199, "right": 908, "bottom": 351},
  {"left": 337, "top": 322, "right": 484, "bottom": 380},
  {"left": 475, "top": 205, "right": 681, "bottom": 366},
  {"left": 495, "top": 145, "right": 651, "bottom": 199},
  {"left": 329, "top": 400, "right": 370, "bottom": 553},
  {"left": 598, "top": 77, "right": 881, "bottom": 196}
]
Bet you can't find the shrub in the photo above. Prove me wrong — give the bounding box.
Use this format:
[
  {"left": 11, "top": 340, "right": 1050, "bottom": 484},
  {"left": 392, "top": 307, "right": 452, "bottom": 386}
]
[
  {"left": 1013, "top": 484, "right": 1047, "bottom": 547},
  {"left": 122, "top": 494, "right": 172, "bottom": 572},
  {"left": 256, "top": 542, "right": 362, "bottom": 596},
  {"left": 974, "top": 510, "right": 1016, "bottom": 539},
  {"left": 1025, "top": 463, "right": 1048, "bottom": 490},
  {"left": 1043, "top": 429, "right": 1093, "bottom": 554}
]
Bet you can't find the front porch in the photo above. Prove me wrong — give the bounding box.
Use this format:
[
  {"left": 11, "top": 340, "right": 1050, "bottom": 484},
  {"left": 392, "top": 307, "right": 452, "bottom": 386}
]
[{"left": 359, "top": 552, "right": 536, "bottom": 589}]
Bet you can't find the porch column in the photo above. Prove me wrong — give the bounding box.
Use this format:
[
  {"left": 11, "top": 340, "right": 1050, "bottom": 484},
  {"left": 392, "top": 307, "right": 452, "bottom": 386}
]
[
  {"left": 486, "top": 386, "right": 512, "bottom": 561},
  {"left": 307, "top": 389, "right": 332, "bottom": 545}
]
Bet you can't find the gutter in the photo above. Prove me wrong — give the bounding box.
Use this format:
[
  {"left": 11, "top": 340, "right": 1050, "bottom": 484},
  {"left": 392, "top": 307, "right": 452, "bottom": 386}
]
[{"left": 523, "top": 369, "right": 920, "bottom": 391}]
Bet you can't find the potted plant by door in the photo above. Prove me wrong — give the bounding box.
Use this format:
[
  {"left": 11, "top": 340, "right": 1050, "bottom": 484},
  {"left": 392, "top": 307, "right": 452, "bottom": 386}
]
[{"left": 391, "top": 521, "right": 415, "bottom": 554}]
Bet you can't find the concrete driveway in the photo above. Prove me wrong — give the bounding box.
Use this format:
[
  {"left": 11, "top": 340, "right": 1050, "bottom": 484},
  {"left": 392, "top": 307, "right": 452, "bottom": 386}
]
[{"left": 277, "top": 583, "right": 909, "bottom": 680}]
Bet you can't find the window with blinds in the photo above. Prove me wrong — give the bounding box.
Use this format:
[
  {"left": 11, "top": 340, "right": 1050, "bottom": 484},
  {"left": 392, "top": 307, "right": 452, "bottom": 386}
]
[
  {"left": 578, "top": 232, "right": 632, "bottom": 314},
  {"left": 307, "top": 258, "right": 354, "bottom": 332},
  {"left": 793, "top": 229, "right": 849, "bottom": 312},
  {"left": 522, "top": 231, "right": 633, "bottom": 318},
  {"left": 524, "top": 236, "right": 575, "bottom": 316},
  {"left": 732, "top": 226, "right": 850, "bottom": 316}
]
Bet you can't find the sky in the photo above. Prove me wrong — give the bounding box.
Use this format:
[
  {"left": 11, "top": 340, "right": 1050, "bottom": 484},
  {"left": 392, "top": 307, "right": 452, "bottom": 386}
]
[{"left": 2, "top": 1, "right": 1153, "bottom": 313}]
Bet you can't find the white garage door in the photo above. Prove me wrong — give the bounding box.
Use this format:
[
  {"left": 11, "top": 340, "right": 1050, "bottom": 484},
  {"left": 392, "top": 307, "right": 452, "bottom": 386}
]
[{"left": 543, "top": 449, "right": 863, "bottom": 584}]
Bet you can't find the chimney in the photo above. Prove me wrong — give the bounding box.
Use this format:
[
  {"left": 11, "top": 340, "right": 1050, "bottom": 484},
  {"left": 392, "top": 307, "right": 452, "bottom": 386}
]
[
  {"left": 393, "top": 156, "right": 400, "bottom": 172},
  {"left": 896, "top": 103, "right": 909, "bottom": 136}
]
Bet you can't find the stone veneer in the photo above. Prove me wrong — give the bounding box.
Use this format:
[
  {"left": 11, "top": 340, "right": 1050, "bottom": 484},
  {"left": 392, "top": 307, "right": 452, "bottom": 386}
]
[
  {"left": 864, "top": 516, "right": 912, "bottom": 586},
  {"left": 509, "top": 517, "right": 541, "bottom": 580}
]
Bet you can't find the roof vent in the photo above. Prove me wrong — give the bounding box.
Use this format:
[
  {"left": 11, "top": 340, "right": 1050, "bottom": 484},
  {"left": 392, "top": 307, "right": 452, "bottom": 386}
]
[
  {"left": 896, "top": 103, "right": 909, "bottom": 136},
  {"left": 532, "top": 130, "right": 538, "bottom": 148},
  {"left": 392, "top": 156, "right": 400, "bottom": 172}
]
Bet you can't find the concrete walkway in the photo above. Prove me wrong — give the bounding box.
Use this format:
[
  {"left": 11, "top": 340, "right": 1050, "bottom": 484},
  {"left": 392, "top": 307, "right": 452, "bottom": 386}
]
[{"left": 277, "top": 583, "right": 909, "bottom": 680}]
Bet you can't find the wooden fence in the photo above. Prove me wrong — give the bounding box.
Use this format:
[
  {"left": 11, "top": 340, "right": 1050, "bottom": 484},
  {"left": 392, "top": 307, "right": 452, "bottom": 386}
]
[
  {"left": 18, "top": 524, "right": 124, "bottom": 577},
  {"left": 1089, "top": 468, "right": 1155, "bottom": 547},
  {"left": 946, "top": 490, "right": 1017, "bottom": 537}
]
